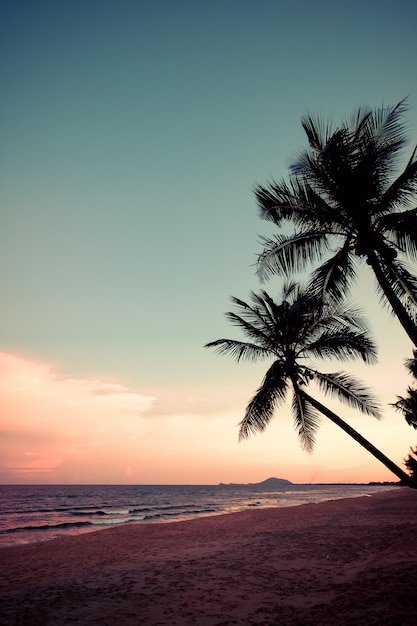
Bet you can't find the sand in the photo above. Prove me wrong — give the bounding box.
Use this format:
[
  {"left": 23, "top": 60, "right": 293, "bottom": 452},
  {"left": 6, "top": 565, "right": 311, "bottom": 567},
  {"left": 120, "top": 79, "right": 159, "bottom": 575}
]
[{"left": 1, "top": 488, "right": 417, "bottom": 626}]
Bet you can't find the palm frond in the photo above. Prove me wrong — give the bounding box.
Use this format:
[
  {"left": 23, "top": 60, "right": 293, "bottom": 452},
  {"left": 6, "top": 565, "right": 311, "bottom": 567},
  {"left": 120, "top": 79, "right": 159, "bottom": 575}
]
[
  {"left": 314, "top": 371, "right": 381, "bottom": 417},
  {"left": 254, "top": 178, "right": 297, "bottom": 225},
  {"left": 379, "top": 155, "right": 417, "bottom": 212},
  {"left": 255, "top": 177, "right": 340, "bottom": 229},
  {"left": 279, "top": 280, "right": 300, "bottom": 301},
  {"left": 306, "top": 248, "right": 358, "bottom": 303},
  {"left": 359, "top": 100, "right": 409, "bottom": 177},
  {"left": 225, "top": 312, "right": 272, "bottom": 349},
  {"left": 298, "top": 129, "right": 356, "bottom": 207},
  {"left": 374, "top": 99, "right": 409, "bottom": 152},
  {"left": 300, "top": 112, "right": 335, "bottom": 151},
  {"left": 228, "top": 292, "right": 289, "bottom": 348},
  {"left": 326, "top": 303, "right": 375, "bottom": 335},
  {"left": 204, "top": 339, "right": 271, "bottom": 363},
  {"left": 238, "top": 362, "right": 288, "bottom": 440},
  {"left": 347, "top": 105, "right": 372, "bottom": 137},
  {"left": 307, "top": 328, "right": 378, "bottom": 365},
  {"left": 305, "top": 301, "right": 377, "bottom": 349},
  {"left": 256, "top": 231, "right": 330, "bottom": 282},
  {"left": 379, "top": 207, "right": 417, "bottom": 258},
  {"left": 250, "top": 290, "right": 282, "bottom": 331},
  {"left": 391, "top": 386, "right": 417, "bottom": 428},
  {"left": 405, "top": 349, "right": 417, "bottom": 379},
  {"left": 290, "top": 385, "right": 321, "bottom": 453},
  {"left": 228, "top": 295, "right": 275, "bottom": 339},
  {"left": 298, "top": 182, "right": 344, "bottom": 227},
  {"left": 375, "top": 257, "right": 417, "bottom": 313}
]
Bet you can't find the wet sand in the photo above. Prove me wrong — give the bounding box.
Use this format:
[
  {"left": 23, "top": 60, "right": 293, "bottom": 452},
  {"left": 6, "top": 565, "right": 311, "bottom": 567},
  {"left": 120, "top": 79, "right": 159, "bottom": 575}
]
[{"left": 1, "top": 488, "right": 417, "bottom": 625}]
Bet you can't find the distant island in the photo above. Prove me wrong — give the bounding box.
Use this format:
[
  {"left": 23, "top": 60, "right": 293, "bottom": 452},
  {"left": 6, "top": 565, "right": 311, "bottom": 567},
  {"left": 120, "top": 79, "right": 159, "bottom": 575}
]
[
  {"left": 217, "top": 477, "right": 400, "bottom": 487},
  {"left": 218, "top": 477, "right": 293, "bottom": 487}
]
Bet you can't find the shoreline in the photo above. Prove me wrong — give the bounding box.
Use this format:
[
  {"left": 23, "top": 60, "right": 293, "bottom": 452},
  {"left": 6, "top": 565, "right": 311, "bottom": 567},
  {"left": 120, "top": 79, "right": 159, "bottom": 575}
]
[
  {"left": 2, "top": 488, "right": 417, "bottom": 625},
  {"left": 0, "top": 483, "right": 392, "bottom": 549}
]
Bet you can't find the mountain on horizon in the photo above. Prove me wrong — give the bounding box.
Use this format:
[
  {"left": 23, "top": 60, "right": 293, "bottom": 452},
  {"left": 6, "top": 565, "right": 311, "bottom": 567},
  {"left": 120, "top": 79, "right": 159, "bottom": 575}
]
[
  {"left": 254, "top": 477, "right": 293, "bottom": 486},
  {"left": 218, "top": 477, "right": 293, "bottom": 487}
]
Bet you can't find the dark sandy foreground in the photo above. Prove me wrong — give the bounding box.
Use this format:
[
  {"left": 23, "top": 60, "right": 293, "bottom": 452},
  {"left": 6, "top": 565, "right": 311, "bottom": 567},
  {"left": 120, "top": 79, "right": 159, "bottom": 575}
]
[{"left": 1, "top": 488, "right": 417, "bottom": 626}]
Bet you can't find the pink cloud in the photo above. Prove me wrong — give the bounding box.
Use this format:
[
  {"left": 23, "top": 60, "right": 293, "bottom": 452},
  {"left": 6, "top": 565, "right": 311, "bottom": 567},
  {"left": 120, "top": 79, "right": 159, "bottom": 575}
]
[{"left": 0, "top": 353, "right": 156, "bottom": 482}]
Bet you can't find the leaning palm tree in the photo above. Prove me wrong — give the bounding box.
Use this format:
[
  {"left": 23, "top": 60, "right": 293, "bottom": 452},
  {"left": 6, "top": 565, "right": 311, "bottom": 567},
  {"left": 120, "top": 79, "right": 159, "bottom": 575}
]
[
  {"left": 206, "top": 283, "right": 415, "bottom": 486},
  {"left": 255, "top": 100, "right": 417, "bottom": 346}
]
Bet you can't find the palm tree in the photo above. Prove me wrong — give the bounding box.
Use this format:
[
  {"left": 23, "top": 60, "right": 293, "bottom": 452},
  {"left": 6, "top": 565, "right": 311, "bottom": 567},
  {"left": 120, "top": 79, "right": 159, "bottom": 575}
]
[
  {"left": 254, "top": 100, "right": 417, "bottom": 346},
  {"left": 205, "top": 283, "right": 415, "bottom": 486}
]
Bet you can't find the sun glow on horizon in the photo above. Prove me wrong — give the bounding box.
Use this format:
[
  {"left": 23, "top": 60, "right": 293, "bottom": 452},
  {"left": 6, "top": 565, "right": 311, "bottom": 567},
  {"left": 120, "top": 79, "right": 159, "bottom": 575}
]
[{"left": 0, "top": 351, "right": 415, "bottom": 486}]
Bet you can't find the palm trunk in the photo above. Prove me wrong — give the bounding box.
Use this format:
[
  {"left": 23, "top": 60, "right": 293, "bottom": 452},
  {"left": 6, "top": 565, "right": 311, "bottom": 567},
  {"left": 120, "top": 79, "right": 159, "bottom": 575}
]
[
  {"left": 367, "top": 252, "right": 417, "bottom": 347},
  {"left": 299, "top": 388, "right": 417, "bottom": 488}
]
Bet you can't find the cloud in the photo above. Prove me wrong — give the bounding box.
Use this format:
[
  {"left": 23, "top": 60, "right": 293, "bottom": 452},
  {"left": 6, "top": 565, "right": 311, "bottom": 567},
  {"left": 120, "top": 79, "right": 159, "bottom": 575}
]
[{"left": 0, "top": 352, "right": 156, "bottom": 481}]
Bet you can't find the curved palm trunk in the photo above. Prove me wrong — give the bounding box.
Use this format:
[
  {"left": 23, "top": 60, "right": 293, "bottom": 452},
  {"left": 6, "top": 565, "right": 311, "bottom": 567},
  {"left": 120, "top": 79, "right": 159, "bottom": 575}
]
[
  {"left": 367, "top": 252, "right": 417, "bottom": 347},
  {"left": 299, "top": 388, "right": 417, "bottom": 488}
]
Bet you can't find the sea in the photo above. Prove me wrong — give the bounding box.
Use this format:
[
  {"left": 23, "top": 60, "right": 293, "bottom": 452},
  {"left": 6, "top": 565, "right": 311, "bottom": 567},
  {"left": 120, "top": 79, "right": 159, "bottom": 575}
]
[{"left": 0, "top": 482, "right": 395, "bottom": 548}]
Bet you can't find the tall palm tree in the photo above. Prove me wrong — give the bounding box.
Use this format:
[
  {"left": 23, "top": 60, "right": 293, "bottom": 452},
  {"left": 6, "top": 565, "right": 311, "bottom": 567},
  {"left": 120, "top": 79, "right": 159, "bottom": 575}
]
[
  {"left": 254, "top": 100, "right": 417, "bottom": 346},
  {"left": 206, "top": 283, "right": 415, "bottom": 486}
]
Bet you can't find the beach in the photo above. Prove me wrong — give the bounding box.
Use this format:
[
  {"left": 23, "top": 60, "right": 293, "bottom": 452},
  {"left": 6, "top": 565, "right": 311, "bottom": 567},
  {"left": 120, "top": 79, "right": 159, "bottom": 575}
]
[{"left": 1, "top": 488, "right": 416, "bottom": 626}]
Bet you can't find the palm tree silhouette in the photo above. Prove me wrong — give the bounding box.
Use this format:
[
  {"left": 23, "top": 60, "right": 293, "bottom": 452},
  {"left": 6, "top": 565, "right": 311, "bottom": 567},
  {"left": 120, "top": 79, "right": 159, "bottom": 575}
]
[
  {"left": 206, "top": 283, "right": 414, "bottom": 486},
  {"left": 254, "top": 100, "right": 417, "bottom": 346}
]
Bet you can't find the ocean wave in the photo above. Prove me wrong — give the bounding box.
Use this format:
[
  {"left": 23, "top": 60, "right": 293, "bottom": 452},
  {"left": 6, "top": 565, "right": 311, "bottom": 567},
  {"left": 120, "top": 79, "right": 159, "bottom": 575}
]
[
  {"left": 143, "top": 507, "right": 217, "bottom": 521},
  {"left": 2, "top": 515, "right": 144, "bottom": 535},
  {"left": 90, "top": 516, "right": 141, "bottom": 526},
  {"left": 70, "top": 509, "right": 129, "bottom": 517},
  {"left": 2, "top": 504, "right": 128, "bottom": 516},
  {"left": 2, "top": 520, "right": 93, "bottom": 534},
  {"left": 129, "top": 503, "right": 207, "bottom": 515}
]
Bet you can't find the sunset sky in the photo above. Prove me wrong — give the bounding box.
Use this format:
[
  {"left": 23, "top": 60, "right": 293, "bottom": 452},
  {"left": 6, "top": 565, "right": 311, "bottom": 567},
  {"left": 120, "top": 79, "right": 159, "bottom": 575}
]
[{"left": 1, "top": 0, "right": 417, "bottom": 485}]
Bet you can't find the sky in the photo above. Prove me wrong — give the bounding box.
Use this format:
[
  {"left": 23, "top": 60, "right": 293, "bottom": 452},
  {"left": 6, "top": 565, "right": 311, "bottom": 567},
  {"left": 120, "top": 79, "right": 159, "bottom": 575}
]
[{"left": 1, "top": 0, "right": 417, "bottom": 485}]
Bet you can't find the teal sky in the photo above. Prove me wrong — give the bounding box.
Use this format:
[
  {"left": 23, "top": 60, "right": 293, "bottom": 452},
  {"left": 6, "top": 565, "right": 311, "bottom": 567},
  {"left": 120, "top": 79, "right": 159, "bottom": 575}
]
[{"left": 1, "top": 0, "right": 417, "bottom": 484}]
